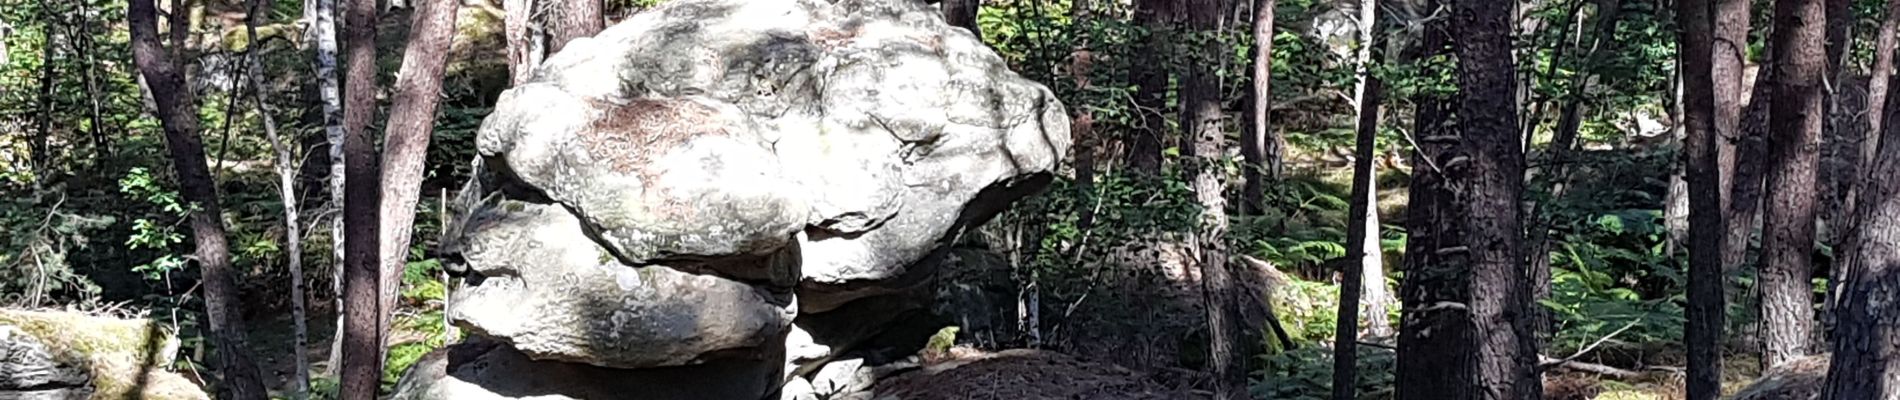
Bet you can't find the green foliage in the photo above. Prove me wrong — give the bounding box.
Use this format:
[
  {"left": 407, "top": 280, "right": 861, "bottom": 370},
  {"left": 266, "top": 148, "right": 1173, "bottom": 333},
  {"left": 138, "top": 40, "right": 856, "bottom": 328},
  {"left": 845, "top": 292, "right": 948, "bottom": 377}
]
[{"left": 1251, "top": 346, "right": 1396, "bottom": 400}]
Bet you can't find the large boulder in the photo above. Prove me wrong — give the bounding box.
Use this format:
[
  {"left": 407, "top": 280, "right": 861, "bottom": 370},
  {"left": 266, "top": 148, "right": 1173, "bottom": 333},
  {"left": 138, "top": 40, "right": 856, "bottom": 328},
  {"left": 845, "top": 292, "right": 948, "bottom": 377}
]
[
  {"left": 403, "top": 0, "right": 1069, "bottom": 397},
  {"left": 0, "top": 310, "right": 208, "bottom": 400}
]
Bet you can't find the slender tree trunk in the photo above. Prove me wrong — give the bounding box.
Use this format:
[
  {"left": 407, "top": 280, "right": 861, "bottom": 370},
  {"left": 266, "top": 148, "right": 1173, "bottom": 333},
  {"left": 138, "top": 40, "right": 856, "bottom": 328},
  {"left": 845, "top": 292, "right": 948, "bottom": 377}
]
[
  {"left": 1071, "top": 0, "right": 1098, "bottom": 231},
  {"left": 1334, "top": 11, "right": 1384, "bottom": 396},
  {"left": 73, "top": 1, "right": 111, "bottom": 157},
  {"left": 1241, "top": 0, "right": 1277, "bottom": 213},
  {"left": 308, "top": 0, "right": 352, "bottom": 377},
  {"left": 242, "top": 1, "right": 310, "bottom": 397},
  {"left": 549, "top": 0, "right": 600, "bottom": 53},
  {"left": 33, "top": 4, "right": 57, "bottom": 187},
  {"left": 1761, "top": 0, "right": 1826, "bottom": 370},
  {"left": 377, "top": 0, "right": 463, "bottom": 360},
  {"left": 1820, "top": 84, "right": 1900, "bottom": 399},
  {"left": 1867, "top": 0, "right": 1900, "bottom": 155},
  {"left": 504, "top": 0, "right": 538, "bottom": 85},
  {"left": 1128, "top": 0, "right": 1175, "bottom": 174},
  {"left": 127, "top": 1, "right": 268, "bottom": 398},
  {"left": 1182, "top": 0, "right": 1240, "bottom": 397},
  {"left": 942, "top": 0, "right": 980, "bottom": 37},
  {"left": 1714, "top": 0, "right": 1755, "bottom": 273},
  {"left": 1677, "top": 0, "right": 1729, "bottom": 395},
  {"left": 1817, "top": 0, "right": 1855, "bottom": 283},
  {"left": 1351, "top": 0, "right": 1392, "bottom": 339},
  {"left": 1396, "top": 2, "right": 1470, "bottom": 397},
  {"left": 339, "top": 0, "right": 383, "bottom": 397},
  {"left": 1453, "top": 0, "right": 1539, "bottom": 396},
  {"left": 1523, "top": 0, "right": 1623, "bottom": 348}
]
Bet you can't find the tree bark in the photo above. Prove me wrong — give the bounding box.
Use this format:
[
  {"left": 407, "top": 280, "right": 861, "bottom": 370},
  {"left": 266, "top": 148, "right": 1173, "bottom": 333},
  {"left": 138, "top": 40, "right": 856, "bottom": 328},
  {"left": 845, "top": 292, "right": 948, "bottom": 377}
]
[
  {"left": 504, "top": 0, "right": 539, "bottom": 85},
  {"left": 1820, "top": 82, "right": 1900, "bottom": 400},
  {"left": 1128, "top": 0, "right": 1175, "bottom": 174},
  {"left": 1714, "top": 0, "right": 1755, "bottom": 273},
  {"left": 942, "top": 0, "right": 980, "bottom": 37},
  {"left": 549, "top": 0, "right": 601, "bottom": 54},
  {"left": 377, "top": 0, "right": 463, "bottom": 361},
  {"left": 126, "top": 1, "right": 269, "bottom": 398},
  {"left": 308, "top": 0, "right": 352, "bottom": 377},
  {"left": 1396, "top": 1, "right": 1471, "bottom": 397},
  {"left": 1676, "top": 0, "right": 1729, "bottom": 395},
  {"left": 1335, "top": 8, "right": 1384, "bottom": 395},
  {"left": 1867, "top": 0, "right": 1900, "bottom": 156},
  {"left": 1761, "top": 0, "right": 1826, "bottom": 370},
  {"left": 339, "top": 0, "right": 384, "bottom": 397},
  {"left": 1241, "top": 0, "right": 1278, "bottom": 214},
  {"left": 72, "top": 1, "right": 111, "bottom": 156},
  {"left": 242, "top": 1, "right": 310, "bottom": 397},
  {"left": 33, "top": 4, "right": 57, "bottom": 186},
  {"left": 1071, "top": 0, "right": 1097, "bottom": 231},
  {"left": 1182, "top": 0, "right": 1241, "bottom": 397},
  {"left": 1453, "top": 0, "right": 1539, "bottom": 396}
]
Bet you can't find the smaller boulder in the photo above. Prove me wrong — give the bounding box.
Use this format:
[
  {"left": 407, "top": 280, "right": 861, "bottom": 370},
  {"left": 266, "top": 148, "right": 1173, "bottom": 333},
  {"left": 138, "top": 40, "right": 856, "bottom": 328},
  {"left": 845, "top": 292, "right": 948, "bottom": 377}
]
[{"left": 1727, "top": 354, "right": 1828, "bottom": 400}]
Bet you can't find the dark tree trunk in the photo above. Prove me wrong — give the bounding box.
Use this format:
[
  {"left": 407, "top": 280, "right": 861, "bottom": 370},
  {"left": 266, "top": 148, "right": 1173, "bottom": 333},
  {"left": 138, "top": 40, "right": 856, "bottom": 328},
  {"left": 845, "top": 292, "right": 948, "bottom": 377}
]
[
  {"left": 33, "top": 5, "right": 56, "bottom": 185},
  {"left": 1820, "top": 82, "right": 1900, "bottom": 399},
  {"left": 549, "top": 0, "right": 600, "bottom": 53},
  {"left": 1397, "top": 2, "right": 1470, "bottom": 397},
  {"left": 339, "top": 0, "right": 384, "bottom": 397},
  {"left": 1676, "top": 0, "right": 1729, "bottom": 395},
  {"left": 378, "top": 0, "right": 463, "bottom": 352},
  {"left": 1524, "top": 0, "right": 1623, "bottom": 347},
  {"left": 1182, "top": 0, "right": 1240, "bottom": 397},
  {"left": 1761, "top": 0, "right": 1825, "bottom": 370},
  {"left": 1241, "top": 0, "right": 1277, "bottom": 213},
  {"left": 1071, "top": 0, "right": 1097, "bottom": 231},
  {"left": 1714, "top": 0, "right": 1755, "bottom": 272},
  {"left": 942, "top": 0, "right": 980, "bottom": 37},
  {"left": 1453, "top": 0, "right": 1539, "bottom": 396},
  {"left": 1127, "top": 0, "right": 1175, "bottom": 174},
  {"left": 126, "top": 1, "right": 269, "bottom": 398},
  {"left": 1334, "top": 12, "right": 1384, "bottom": 397}
]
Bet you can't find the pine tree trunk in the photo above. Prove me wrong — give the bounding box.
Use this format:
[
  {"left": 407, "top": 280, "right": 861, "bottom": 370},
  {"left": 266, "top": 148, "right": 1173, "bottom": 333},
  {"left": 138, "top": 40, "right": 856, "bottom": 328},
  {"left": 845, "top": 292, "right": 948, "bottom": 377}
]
[
  {"left": 1335, "top": 8, "right": 1384, "bottom": 394},
  {"left": 377, "top": 0, "right": 463, "bottom": 354},
  {"left": 1820, "top": 82, "right": 1900, "bottom": 399},
  {"left": 1453, "top": 0, "right": 1539, "bottom": 396},
  {"left": 126, "top": 1, "right": 269, "bottom": 398},
  {"left": 942, "top": 0, "right": 980, "bottom": 37},
  {"left": 1182, "top": 0, "right": 1241, "bottom": 397},
  {"left": 1761, "top": 0, "right": 1826, "bottom": 370},
  {"left": 339, "top": 0, "right": 384, "bottom": 397},
  {"left": 1866, "top": 0, "right": 1900, "bottom": 154},
  {"left": 1676, "top": 0, "right": 1729, "bottom": 395},
  {"left": 1396, "top": 1, "right": 1472, "bottom": 396},
  {"left": 549, "top": 0, "right": 601, "bottom": 53},
  {"left": 1127, "top": 0, "right": 1175, "bottom": 174},
  {"left": 1241, "top": 0, "right": 1277, "bottom": 213},
  {"left": 1713, "top": 0, "right": 1755, "bottom": 276},
  {"left": 505, "top": 0, "right": 538, "bottom": 85}
]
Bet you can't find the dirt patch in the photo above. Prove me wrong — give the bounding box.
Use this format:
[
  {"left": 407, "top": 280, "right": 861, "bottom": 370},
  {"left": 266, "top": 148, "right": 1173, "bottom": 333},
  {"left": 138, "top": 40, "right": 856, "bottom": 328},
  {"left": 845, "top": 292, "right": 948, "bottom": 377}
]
[{"left": 873, "top": 349, "right": 1202, "bottom": 400}]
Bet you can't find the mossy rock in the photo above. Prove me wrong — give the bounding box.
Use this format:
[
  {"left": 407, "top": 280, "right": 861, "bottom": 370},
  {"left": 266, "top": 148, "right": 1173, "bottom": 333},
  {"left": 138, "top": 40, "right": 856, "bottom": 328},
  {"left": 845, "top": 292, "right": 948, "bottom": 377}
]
[{"left": 0, "top": 309, "right": 207, "bottom": 400}]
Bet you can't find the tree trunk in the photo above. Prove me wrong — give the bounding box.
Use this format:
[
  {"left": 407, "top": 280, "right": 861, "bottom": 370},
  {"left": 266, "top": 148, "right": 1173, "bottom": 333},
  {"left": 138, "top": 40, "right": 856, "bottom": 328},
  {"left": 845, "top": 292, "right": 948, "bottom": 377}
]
[
  {"left": 1182, "top": 0, "right": 1240, "bottom": 397},
  {"left": 33, "top": 6, "right": 57, "bottom": 186},
  {"left": 549, "top": 0, "right": 601, "bottom": 54},
  {"left": 504, "top": 0, "right": 539, "bottom": 85},
  {"left": 1071, "top": 0, "right": 1098, "bottom": 231},
  {"left": 1453, "top": 0, "right": 1539, "bottom": 396},
  {"left": 73, "top": 1, "right": 111, "bottom": 157},
  {"left": 1761, "top": 0, "right": 1826, "bottom": 370},
  {"left": 1241, "top": 0, "right": 1277, "bottom": 214},
  {"left": 1867, "top": 0, "right": 1900, "bottom": 156},
  {"left": 1820, "top": 83, "right": 1900, "bottom": 400},
  {"left": 1714, "top": 0, "right": 1755, "bottom": 275},
  {"left": 126, "top": 1, "right": 269, "bottom": 398},
  {"left": 339, "top": 0, "right": 384, "bottom": 397},
  {"left": 1676, "top": 0, "right": 1729, "bottom": 396},
  {"left": 1335, "top": 8, "right": 1384, "bottom": 395},
  {"left": 242, "top": 1, "right": 310, "bottom": 397},
  {"left": 1524, "top": 0, "right": 1623, "bottom": 347},
  {"left": 942, "top": 0, "right": 980, "bottom": 37},
  {"left": 308, "top": 0, "right": 352, "bottom": 377},
  {"left": 1817, "top": 0, "right": 1855, "bottom": 283},
  {"left": 1396, "top": 1, "right": 1471, "bottom": 396},
  {"left": 1127, "top": 0, "right": 1175, "bottom": 174},
  {"left": 377, "top": 0, "right": 463, "bottom": 360}
]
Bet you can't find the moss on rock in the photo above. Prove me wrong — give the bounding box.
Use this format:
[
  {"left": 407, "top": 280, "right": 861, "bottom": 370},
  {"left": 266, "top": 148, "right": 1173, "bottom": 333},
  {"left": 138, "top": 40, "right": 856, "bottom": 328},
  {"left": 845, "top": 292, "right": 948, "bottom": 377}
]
[{"left": 0, "top": 309, "right": 206, "bottom": 400}]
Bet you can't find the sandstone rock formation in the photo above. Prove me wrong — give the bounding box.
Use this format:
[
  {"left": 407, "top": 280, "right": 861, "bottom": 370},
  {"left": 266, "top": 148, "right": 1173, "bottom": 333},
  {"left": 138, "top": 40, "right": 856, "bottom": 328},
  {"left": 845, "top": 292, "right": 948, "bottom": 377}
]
[
  {"left": 396, "top": 0, "right": 1070, "bottom": 397},
  {"left": 0, "top": 309, "right": 209, "bottom": 400}
]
